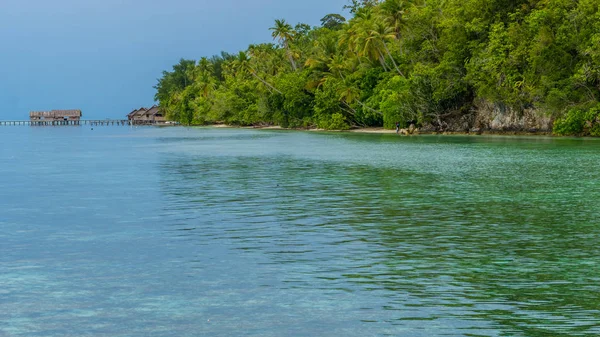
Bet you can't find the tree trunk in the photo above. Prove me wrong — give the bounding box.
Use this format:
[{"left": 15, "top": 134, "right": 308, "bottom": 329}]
[
  {"left": 288, "top": 52, "right": 298, "bottom": 71},
  {"left": 383, "top": 42, "right": 404, "bottom": 77},
  {"left": 251, "top": 72, "right": 283, "bottom": 94},
  {"left": 356, "top": 99, "right": 383, "bottom": 116},
  {"left": 377, "top": 48, "right": 390, "bottom": 71},
  {"left": 342, "top": 101, "right": 358, "bottom": 115},
  {"left": 285, "top": 42, "right": 298, "bottom": 71},
  {"left": 353, "top": 50, "right": 363, "bottom": 65}
]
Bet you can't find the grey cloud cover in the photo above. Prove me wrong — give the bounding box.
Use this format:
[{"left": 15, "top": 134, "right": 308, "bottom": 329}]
[{"left": 0, "top": 0, "right": 348, "bottom": 119}]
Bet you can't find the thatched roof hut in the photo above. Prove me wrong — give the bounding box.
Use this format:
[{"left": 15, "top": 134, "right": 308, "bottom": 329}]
[
  {"left": 128, "top": 106, "right": 165, "bottom": 123},
  {"left": 127, "top": 107, "right": 147, "bottom": 120},
  {"left": 30, "top": 110, "right": 82, "bottom": 120},
  {"left": 146, "top": 106, "right": 163, "bottom": 117},
  {"left": 147, "top": 106, "right": 165, "bottom": 122}
]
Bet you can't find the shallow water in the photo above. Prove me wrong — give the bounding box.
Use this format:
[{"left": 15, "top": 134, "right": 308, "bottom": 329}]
[{"left": 1, "top": 126, "right": 599, "bottom": 336}]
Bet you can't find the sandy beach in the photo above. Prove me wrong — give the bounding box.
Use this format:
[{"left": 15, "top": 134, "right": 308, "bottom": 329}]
[{"left": 204, "top": 124, "right": 557, "bottom": 136}]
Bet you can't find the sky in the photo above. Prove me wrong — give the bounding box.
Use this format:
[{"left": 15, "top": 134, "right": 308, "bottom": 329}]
[{"left": 0, "top": 0, "right": 349, "bottom": 120}]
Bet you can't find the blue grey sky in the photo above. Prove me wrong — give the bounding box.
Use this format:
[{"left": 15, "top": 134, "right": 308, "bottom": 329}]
[{"left": 0, "top": 0, "right": 349, "bottom": 120}]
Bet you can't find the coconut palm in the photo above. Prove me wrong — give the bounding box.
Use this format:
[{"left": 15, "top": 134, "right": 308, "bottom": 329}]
[
  {"left": 337, "top": 80, "right": 383, "bottom": 117},
  {"left": 372, "top": 21, "right": 404, "bottom": 76},
  {"left": 232, "top": 51, "right": 282, "bottom": 94},
  {"left": 189, "top": 57, "right": 216, "bottom": 98},
  {"left": 196, "top": 57, "right": 213, "bottom": 75},
  {"left": 379, "top": 0, "right": 407, "bottom": 40},
  {"left": 353, "top": 19, "right": 390, "bottom": 70},
  {"left": 305, "top": 33, "right": 349, "bottom": 88},
  {"left": 352, "top": 15, "right": 404, "bottom": 76},
  {"left": 339, "top": 19, "right": 366, "bottom": 65},
  {"left": 247, "top": 43, "right": 285, "bottom": 77},
  {"left": 270, "top": 19, "right": 298, "bottom": 71}
]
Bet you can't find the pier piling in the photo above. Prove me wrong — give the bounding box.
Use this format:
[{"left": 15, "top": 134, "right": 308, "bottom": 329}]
[{"left": 0, "top": 120, "right": 139, "bottom": 126}]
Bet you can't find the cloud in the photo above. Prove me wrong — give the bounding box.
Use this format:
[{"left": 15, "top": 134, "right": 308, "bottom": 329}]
[{"left": 0, "top": 0, "right": 348, "bottom": 119}]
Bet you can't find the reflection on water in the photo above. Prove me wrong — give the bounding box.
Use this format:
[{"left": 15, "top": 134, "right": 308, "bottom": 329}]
[{"left": 1, "top": 127, "right": 599, "bottom": 336}]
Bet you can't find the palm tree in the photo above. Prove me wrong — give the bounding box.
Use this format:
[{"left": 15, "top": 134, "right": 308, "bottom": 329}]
[
  {"left": 232, "top": 51, "right": 282, "bottom": 94},
  {"left": 353, "top": 16, "right": 404, "bottom": 76},
  {"left": 372, "top": 21, "right": 404, "bottom": 76},
  {"left": 338, "top": 84, "right": 361, "bottom": 112},
  {"left": 196, "top": 57, "right": 213, "bottom": 75},
  {"left": 191, "top": 57, "right": 217, "bottom": 98},
  {"left": 195, "top": 73, "right": 215, "bottom": 98},
  {"left": 305, "top": 34, "right": 349, "bottom": 88},
  {"left": 248, "top": 43, "right": 284, "bottom": 77},
  {"left": 339, "top": 22, "right": 365, "bottom": 65},
  {"left": 270, "top": 19, "right": 298, "bottom": 71},
  {"left": 328, "top": 55, "right": 348, "bottom": 80},
  {"left": 354, "top": 19, "right": 390, "bottom": 70},
  {"left": 346, "top": 10, "right": 390, "bottom": 70},
  {"left": 379, "top": 0, "right": 406, "bottom": 40}
]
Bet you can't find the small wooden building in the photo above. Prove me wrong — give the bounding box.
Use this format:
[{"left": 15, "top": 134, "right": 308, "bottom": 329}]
[
  {"left": 127, "top": 106, "right": 166, "bottom": 124},
  {"left": 145, "top": 106, "right": 166, "bottom": 123},
  {"left": 127, "top": 107, "right": 147, "bottom": 121},
  {"left": 30, "top": 110, "right": 82, "bottom": 124}
]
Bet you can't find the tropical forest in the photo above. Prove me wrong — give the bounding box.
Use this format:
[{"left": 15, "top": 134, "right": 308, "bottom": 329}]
[{"left": 155, "top": 0, "right": 600, "bottom": 135}]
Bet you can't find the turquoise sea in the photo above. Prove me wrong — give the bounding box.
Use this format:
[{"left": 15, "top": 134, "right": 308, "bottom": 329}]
[{"left": 1, "top": 126, "right": 599, "bottom": 336}]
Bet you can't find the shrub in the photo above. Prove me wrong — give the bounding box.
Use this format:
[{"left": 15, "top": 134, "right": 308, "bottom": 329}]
[
  {"left": 553, "top": 109, "right": 585, "bottom": 135},
  {"left": 585, "top": 107, "right": 600, "bottom": 136},
  {"left": 553, "top": 104, "right": 600, "bottom": 136},
  {"left": 327, "top": 113, "right": 350, "bottom": 130},
  {"left": 318, "top": 113, "right": 350, "bottom": 130}
]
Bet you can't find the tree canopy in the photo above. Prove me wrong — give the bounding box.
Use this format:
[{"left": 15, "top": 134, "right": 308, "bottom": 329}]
[{"left": 155, "top": 0, "right": 600, "bottom": 134}]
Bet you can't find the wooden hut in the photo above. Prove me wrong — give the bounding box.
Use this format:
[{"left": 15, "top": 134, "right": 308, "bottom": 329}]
[
  {"left": 127, "top": 106, "right": 166, "bottom": 124},
  {"left": 30, "top": 110, "right": 82, "bottom": 125},
  {"left": 127, "top": 107, "right": 147, "bottom": 121},
  {"left": 145, "top": 106, "right": 166, "bottom": 123}
]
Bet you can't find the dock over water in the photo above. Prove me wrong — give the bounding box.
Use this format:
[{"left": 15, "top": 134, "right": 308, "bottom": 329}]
[
  {"left": 0, "top": 120, "right": 164, "bottom": 126},
  {"left": 3, "top": 106, "right": 173, "bottom": 126}
]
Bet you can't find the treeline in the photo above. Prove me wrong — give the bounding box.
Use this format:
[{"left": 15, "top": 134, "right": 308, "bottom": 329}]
[{"left": 155, "top": 0, "right": 600, "bottom": 135}]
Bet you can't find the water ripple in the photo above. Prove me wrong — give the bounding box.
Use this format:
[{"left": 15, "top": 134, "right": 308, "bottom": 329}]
[{"left": 1, "top": 127, "right": 599, "bottom": 336}]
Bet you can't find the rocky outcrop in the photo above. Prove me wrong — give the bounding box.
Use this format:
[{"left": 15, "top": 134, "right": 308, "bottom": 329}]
[
  {"left": 421, "top": 100, "right": 554, "bottom": 133},
  {"left": 398, "top": 123, "right": 420, "bottom": 135},
  {"left": 472, "top": 100, "right": 553, "bottom": 132}
]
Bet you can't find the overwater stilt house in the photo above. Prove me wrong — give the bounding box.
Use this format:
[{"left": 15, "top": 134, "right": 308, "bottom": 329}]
[
  {"left": 145, "top": 106, "right": 166, "bottom": 123},
  {"left": 127, "top": 105, "right": 166, "bottom": 124},
  {"left": 127, "top": 107, "right": 147, "bottom": 122},
  {"left": 29, "top": 110, "right": 82, "bottom": 125}
]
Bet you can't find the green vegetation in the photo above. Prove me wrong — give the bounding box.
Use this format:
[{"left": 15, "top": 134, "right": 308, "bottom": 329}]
[
  {"left": 155, "top": 0, "right": 600, "bottom": 134},
  {"left": 553, "top": 103, "right": 600, "bottom": 136}
]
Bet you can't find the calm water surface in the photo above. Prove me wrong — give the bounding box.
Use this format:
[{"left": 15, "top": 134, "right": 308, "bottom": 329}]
[{"left": 1, "top": 126, "right": 599, "bottom": 336}]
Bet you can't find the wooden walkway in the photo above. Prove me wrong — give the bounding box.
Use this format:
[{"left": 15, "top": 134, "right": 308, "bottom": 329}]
[{"left": 0, "top": 120, "right": 166, "bottom": 126}]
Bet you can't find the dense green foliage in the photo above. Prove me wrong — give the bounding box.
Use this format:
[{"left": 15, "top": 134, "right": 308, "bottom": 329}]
[
  {"left": 553, "top": 103, "right": 600, "bottom": 136},
  {"left": 155, "top": 0, "right": 600, "bottom": 133}
]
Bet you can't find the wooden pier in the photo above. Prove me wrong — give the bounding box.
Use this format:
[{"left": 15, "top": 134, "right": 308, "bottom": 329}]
[{"left": 0, "top": 120, "right": 168, "bottom": 126}]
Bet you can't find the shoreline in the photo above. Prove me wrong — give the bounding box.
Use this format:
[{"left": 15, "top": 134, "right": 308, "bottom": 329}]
[{"left": 205, "top": 124, "right": 557, "bottom": 137}]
